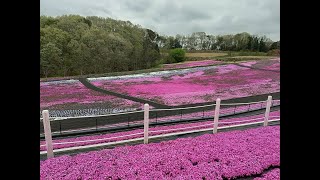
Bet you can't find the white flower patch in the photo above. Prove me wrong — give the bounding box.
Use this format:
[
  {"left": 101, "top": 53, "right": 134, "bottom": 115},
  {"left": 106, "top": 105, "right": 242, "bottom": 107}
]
[
  {"left": 88, "top": 66, "right": 219, "bottom": 82},
  {"left": 40, "top": 79, "right": 79, "bottom": 86}
]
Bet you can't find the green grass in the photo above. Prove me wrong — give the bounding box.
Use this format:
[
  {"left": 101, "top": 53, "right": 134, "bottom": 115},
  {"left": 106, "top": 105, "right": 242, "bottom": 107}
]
[
  {"left": 184, "top": 52, "right": 228, "bottom": 61},
  {"left": 216, "top": 56, "right": 277, "bottom": 62},
  {"left": 228, "top": 51, "right": 268, "bottom": 56},
  {"left": 185, "top": 52, "right": 228, "bottom": 57}
]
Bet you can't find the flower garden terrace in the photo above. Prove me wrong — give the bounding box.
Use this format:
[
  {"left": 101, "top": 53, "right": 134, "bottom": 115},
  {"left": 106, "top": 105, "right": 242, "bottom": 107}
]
[
  {"left": 89, "top": 59, "right": 279, "bottom": 106},
  {"left": 40, "top": 125, "right": 280, "bottom": 180},
  {"left": 40, "top": 58, "right": 279, "bottom": 118},
  {"left": 40, "top": 99, "right": 280, "bottom": 179},
  {"left": 40, "top": 58, "right": 280, "bottom": 179},
  {"left": 40, "top": 58, "right": 280, "bottom": 150}
]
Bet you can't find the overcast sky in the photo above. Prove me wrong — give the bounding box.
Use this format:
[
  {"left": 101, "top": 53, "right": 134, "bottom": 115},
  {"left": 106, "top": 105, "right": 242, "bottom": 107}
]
[{"left": 40, "top": 0, "right": 280, "bottom": 41}]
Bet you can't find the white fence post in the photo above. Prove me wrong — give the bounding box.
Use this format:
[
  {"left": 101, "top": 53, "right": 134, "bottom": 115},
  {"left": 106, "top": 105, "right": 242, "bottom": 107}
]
[
  {"left": 264, "top": 96, "right": 272, "bottom": 126},
  {"left": 42, "top": 110, "right": 54, "bottom": 158},
  {"left": 144, "top": 104, "right": 150, "bottom": 144},
  {"left": 213, "top": 98, "right": 221, "bottom": 133}
]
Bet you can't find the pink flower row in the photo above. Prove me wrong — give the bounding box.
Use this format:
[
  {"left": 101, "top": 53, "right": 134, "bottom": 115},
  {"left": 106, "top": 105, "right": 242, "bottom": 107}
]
[
  {"left": 40, "top": 111, "right": 279, "bottom": 151},
  {"left": 40, "top": 125, "right": 280, "bottom": 179}
]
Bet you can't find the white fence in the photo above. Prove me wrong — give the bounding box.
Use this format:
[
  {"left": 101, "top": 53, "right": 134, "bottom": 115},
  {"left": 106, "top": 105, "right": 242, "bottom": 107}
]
[
  {"left": 41, "top": 96, "right": 279, "bottom": 158},
  {"left": 40, "top": 107, "right": 138, "bottom": 119}
]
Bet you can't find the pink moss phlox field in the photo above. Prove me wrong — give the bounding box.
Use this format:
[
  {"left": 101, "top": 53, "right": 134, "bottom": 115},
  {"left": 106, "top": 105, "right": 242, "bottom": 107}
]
[
  {"left": 162, "top": 60, "right": 222, "bottom": 70},
  {"left": 254, "top": 168, "right": 280, "bottom": 180},
  {"left": 40, "top": 111, "right": 279, "bottom": 151},
  {"left": 40, "top": 80, "right": 140, "bottom": 109},
  {"left": 92, "top": 59, "right": 280, "bottom": 106},
  {"left": 264, "top": 62, "right": 280, "bottom": 71},
  {"left": 40, "top": 126, "right": 280, "bottom": 179}
]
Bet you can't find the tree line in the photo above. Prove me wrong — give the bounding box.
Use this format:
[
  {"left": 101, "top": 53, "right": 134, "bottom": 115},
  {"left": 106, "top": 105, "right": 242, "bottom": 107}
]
[
  {"left": 40, "top": 15, "right": 280, "bottom": 78},
  {"left": 158, "top": 32, "right": 280, "bottom": 52}
]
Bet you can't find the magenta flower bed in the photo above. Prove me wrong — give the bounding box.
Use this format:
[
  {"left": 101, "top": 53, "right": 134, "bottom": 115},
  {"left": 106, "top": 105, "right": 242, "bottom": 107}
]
[
  {"left": 40, "top": 80, "right": 141, "bottom": 110},
  {"left": 162, "top": 60, "right": 222, "bottom": 70},
  {"left": 40, "top": 111, "right": 279, "bottom": 151},
  {"left": 254, "top": 168, "right": 280, "bottom": 180},
  {"left": 91, "top": 59, "right": 280, "bottom": 106},
  {"left": 264, "top": 62, "right": 280, "bottom": 71},
  {"left": 40, "top": 125, "right": 280, "bottom": 179}
]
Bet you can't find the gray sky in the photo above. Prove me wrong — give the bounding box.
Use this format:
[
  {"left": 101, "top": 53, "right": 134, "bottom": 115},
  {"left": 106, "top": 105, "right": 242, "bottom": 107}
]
[{"left": 40, "top": 0, "right": 280, "bottom": 41}]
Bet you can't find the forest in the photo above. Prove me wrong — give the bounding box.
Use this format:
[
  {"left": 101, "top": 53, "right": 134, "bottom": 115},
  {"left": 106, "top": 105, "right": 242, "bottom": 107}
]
[{"left": 40, "top": 15, "right": 280, "bottom": 78}]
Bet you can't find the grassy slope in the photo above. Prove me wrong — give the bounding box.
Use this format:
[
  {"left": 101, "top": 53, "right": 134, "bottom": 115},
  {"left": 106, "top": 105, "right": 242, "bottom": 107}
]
[{"left": 185, "top": 52, "right": 228, "bottom": 57}]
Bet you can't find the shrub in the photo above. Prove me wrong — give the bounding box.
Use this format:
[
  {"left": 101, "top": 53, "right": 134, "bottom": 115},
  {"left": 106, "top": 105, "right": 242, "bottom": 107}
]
[
  {"left": 231, "top": 51, "right": 267, "bottom": 56},
  {"left": 169, "top": 48, "right": 186, "bottom": 63},
  {"left": 164, "top": 55, "right": 176, "bottom": 64},
  {"left": 267, "top": 49, "right": 280, "bottom": 56}
]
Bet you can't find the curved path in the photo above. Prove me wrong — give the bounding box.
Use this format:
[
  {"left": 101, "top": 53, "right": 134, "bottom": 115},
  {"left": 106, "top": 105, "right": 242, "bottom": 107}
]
[
  {"left": 79, "top": 78, "right": 169, "bottom": 108},
  {"left": 79, "top": 77, "right": 279, "bottom": 108}
]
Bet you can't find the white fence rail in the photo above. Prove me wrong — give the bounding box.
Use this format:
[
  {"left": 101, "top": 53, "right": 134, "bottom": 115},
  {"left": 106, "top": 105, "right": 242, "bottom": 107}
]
[
  {"left": 40, "top": 98, "right": 280, "bottom": 122},
  {"left": 41, "top": 96, "right": 280, "bottom": 158}
]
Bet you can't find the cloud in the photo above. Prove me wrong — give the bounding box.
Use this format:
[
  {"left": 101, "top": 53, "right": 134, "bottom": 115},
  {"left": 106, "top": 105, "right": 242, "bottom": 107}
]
[{"left": 40, "top": 0, "right": 280, "bottom": 41}]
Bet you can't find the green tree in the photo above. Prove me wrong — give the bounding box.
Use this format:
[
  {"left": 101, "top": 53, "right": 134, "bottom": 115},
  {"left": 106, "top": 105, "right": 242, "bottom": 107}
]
[
  {"left": 54, "top": 15, "right": 90, "bottom": 40},
  {"left": 247, "top": 35, "right": 253, "bottom": 50},
  {"left": 259, "top": 36, "right": 268, "bottom": 52},
  {"left": 40, "top": 27, "right": 70, "bottom": 51},
  {"left": 40, "top": 43, "right": 62, "bottom": 77},
  {"left": 252, "top": 36, "right": 260, "bottom": 51},
  {"left": 169, "top": 48, "right": 186, "bottom": 63},
  {"left": 270, "top": 41, "right": 279, "bottom": 50},
  {"left": 40, "top": 16, "right": 59, "bottom": 28},
  {"left": 164, "top": 36, "right": 175, "bottom": 49}
]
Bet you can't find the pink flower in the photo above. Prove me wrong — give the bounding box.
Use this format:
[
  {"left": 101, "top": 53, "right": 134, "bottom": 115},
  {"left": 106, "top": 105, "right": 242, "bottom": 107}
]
[{"left": 40, "top": 126, "right": 280, "bottom": 179}]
